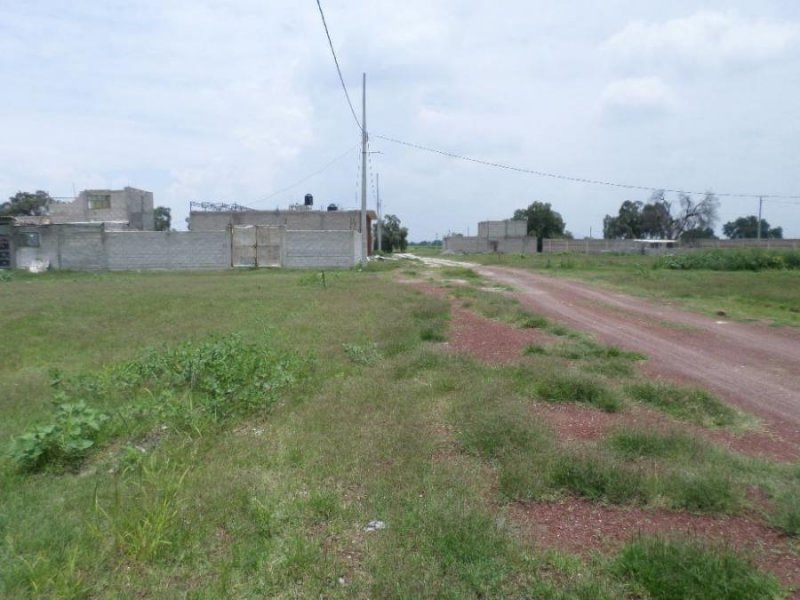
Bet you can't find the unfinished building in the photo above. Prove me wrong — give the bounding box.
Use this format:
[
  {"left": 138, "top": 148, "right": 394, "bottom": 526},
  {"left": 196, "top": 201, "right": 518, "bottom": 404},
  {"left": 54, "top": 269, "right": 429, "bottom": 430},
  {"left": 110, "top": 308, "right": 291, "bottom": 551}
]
[{"left": 443, "top": 219, "right": 535, "bottom": 254}]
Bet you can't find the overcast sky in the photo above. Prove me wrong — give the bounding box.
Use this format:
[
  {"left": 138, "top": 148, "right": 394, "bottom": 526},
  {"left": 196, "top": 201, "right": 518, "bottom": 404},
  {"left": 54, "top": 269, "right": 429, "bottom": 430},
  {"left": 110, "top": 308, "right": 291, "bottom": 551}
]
[{"left": 1, "top": 1, "right": 799, "bottom": 239}]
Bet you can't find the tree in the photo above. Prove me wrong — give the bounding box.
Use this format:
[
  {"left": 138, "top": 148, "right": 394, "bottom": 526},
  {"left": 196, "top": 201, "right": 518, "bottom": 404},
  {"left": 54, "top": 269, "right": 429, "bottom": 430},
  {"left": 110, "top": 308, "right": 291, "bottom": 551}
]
[
  {"left": 722, "top": 216, "right": 783, "bottom": 239},
  {"left": 513, "top": 202, "right": 566, "bottom": 251},
  {"left": 670, "top": 192, "right": 719, "bottom": 240},
  {"left": 603, "top": 191, "right": 719, "bottom": 240},
  {"left": 154, "top": 206, "right": 171, "bottom": 231},
  {"left": 603, "top": 200, "right": 643, "bottom": 239},
  {"left": 380, "top": 214, "right": 408, "bottom": 253},
  {"left": 0, "top": 191, "right": 52, "bottom": 217}
]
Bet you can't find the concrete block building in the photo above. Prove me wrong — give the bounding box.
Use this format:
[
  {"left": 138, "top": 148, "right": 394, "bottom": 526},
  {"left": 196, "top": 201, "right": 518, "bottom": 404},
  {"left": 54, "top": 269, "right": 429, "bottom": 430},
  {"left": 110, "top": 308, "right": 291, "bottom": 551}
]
[
  {"left": 44, "top": 187, "right": 155, "bottom": 230},
  {"left": 443, "top": 219, "right": 535, "bottom": 254}
]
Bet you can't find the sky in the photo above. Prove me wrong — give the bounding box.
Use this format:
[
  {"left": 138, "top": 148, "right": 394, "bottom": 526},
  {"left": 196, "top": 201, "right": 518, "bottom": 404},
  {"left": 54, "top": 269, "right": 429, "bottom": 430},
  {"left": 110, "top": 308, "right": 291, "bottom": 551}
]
[{"left": 1, "top": 1, "right": 799, "bottom": 240}]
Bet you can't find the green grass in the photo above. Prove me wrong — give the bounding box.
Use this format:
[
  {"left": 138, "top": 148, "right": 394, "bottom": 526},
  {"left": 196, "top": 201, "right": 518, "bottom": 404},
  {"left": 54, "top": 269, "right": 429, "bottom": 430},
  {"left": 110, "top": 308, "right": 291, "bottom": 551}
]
[
  {"left": 614, "top": 536, "right": 784, "bottom": 599},
  {"left": 0, "top": 267, "right": 791, "bottom": 597},
  {"left": 627, "top": 382, "right": 741, "bottom": 427},
  {"left": 536, "top": 374, "right": 623, "bottom": 413}
]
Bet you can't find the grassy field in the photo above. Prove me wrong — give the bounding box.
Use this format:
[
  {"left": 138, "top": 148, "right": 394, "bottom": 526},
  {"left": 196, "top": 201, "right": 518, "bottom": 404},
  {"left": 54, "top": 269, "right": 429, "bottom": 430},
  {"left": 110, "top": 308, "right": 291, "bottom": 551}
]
[
  {"left": 0, "top": 265, "right": 795, "bottom": 598},
  {"left": 429, "top": 251, "right": 800, "bottom": 327}
]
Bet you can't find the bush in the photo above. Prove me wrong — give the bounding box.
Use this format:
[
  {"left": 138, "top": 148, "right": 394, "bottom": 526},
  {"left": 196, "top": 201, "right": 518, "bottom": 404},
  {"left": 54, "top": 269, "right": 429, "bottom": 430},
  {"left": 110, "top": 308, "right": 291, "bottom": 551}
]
[
  {"left": 614, "top": 536, "right": 783, "bottom": 599},
  {"left": 10, "top": 401, "right": 109, "bottom": 472}
]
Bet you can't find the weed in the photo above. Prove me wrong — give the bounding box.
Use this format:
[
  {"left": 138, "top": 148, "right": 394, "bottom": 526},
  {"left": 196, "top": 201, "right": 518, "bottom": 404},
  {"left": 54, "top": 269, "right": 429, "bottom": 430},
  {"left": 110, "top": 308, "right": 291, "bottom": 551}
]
[
  {"left": 10, "top": 401, "right": 109, "bottom": 472},
  {"left": 627, "top": 382, "right": 738, "bottom": 427},
  {"left": 613, "top": 536, "right": 783, "bottom": 599},
  {"left": 342, "top": 342, "right": 382, "bottom": 366},
  {"left": 93, "top": 456, "right": 190, "bottom": 562}
]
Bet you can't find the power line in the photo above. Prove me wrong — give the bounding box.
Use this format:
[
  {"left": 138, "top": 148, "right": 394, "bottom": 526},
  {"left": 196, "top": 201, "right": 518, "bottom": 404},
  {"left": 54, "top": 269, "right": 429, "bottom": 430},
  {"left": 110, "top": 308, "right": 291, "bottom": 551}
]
[
  {"left": 254, "top": 145, "right": 358, "bottom": 206},
  {"left": 373, "top": 133, "right": 800, "bottom": 201},
  {"left": 315, "top": 0, "right": 362, "bottom": 132}
]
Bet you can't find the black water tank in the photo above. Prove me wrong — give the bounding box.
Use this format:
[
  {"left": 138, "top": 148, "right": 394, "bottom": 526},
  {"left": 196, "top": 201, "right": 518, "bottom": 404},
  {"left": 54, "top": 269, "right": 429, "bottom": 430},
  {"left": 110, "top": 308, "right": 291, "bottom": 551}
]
[
  {"left": 327, "top": 203, "right": 338, "bottom": 211},
  {"left": 304, "top": 193, "right": 314, "bottom": 207}
]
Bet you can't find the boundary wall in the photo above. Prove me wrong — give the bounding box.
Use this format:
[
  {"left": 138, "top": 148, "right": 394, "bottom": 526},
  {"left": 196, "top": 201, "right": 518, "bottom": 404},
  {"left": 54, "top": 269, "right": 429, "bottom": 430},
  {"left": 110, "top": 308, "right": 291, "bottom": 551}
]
[{"left": 9, "top": 223, "right": 360, "bottom": 271}]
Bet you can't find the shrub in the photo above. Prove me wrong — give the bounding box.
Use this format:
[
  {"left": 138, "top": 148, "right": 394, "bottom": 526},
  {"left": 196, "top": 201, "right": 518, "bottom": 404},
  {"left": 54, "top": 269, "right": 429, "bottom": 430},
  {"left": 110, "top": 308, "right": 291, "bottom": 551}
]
[{"left": 614, "top": 536, "right": 783, "bottom": 599}]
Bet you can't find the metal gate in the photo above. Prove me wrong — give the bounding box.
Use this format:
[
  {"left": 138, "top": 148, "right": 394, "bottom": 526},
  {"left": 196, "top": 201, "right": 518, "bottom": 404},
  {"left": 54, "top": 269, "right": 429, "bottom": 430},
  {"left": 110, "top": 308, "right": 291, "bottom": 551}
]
[
  {"left": 232, "top": 225, "right": 282, "bottom": 268},
  {"left": 0, "top": 235, "right": 11, "bottom": 269}
]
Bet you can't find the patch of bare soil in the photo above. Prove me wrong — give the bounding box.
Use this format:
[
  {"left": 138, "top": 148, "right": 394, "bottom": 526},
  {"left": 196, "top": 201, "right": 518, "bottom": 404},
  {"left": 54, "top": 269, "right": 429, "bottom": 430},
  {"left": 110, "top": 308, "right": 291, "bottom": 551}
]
[
  {"left": 511, "top": 499, "right": 800, "bottom": 597},
  {"left": 408, "top": 280, "right": 553, "bottom": 364},
  {"left": 447, "top": 307, "right": 552, "bottom": 364}
]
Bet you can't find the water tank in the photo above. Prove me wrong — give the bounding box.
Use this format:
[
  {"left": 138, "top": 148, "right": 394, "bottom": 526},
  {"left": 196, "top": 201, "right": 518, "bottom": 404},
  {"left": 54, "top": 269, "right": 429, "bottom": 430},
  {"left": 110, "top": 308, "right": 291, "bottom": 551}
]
[
  {"left": 327, "top": 203, "right": 338, "bottom": 211},
  {"left": 304, "top": 193, "right": 314, "bottom": 207}
]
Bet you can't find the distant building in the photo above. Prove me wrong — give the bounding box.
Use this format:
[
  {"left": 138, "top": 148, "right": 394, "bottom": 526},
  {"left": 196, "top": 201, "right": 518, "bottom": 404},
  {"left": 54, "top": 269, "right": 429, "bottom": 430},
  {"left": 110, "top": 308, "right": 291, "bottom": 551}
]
[
  {"left": 443, "top": 219, "right": 535, "bottom": 254},
  {"left": 45, "top": 187, "right": 155, "bottom": 230}
]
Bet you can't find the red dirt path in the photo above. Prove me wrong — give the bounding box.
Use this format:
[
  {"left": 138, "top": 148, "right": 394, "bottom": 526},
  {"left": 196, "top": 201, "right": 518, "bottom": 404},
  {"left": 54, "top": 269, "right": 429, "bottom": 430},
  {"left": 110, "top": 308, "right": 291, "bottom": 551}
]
[{"left": 405, "top": 265, "right": 800, "bottom": 594}]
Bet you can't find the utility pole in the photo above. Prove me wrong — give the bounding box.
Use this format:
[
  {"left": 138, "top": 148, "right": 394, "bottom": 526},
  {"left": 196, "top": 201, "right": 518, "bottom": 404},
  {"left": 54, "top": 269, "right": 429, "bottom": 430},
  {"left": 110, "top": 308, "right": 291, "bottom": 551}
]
[
  {"left": 376, "top": 173, "right": 382, "bottom": 253},
  {"left": 360, "top": 73, "right": 368, "bottom": 265},
  {"left": 757, "top": 196, "right": 763, "bottom": 242}
]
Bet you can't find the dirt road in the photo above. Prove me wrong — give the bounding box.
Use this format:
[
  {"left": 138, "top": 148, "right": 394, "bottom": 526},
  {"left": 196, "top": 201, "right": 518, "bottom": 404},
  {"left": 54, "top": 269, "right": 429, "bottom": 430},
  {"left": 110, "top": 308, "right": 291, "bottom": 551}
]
[{"left": 419, "top": 257, "right": 800, "bottom": 452}]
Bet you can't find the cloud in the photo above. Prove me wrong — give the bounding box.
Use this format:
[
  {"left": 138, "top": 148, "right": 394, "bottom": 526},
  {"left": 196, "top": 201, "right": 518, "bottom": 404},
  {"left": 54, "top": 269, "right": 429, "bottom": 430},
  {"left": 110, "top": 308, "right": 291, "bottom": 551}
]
[
  {"left": 605, "top": 11, "right": 799, "bottom": 71},
  {"left": 600, "top": 77, "right": 676, "bottom": 117}
]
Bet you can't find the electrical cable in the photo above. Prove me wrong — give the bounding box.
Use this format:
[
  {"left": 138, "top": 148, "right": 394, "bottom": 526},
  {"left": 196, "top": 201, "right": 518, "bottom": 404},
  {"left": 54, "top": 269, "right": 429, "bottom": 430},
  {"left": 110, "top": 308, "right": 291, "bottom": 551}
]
[
  {"left": 254, "top": 145, "right": 358, "bottom": 206},
  {"left": 373, "top": 133, "right": 800, "bottom": 201},
  {"left": 315, "top": 0, "right": 362, "bottom": 132}
]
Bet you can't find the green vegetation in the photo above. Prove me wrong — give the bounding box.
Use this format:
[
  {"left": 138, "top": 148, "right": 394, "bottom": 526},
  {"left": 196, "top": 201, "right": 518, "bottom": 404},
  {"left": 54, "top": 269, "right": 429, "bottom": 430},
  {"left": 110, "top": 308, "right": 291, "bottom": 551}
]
[
  {"left": 656, "top": 249, "right": 800, "bottom": 271},
  {"left": 614, "top": 536, "right": 783, "bottom": 600},
  {"left": 627, "top": 382, "right": 741, "bottom": 427},
  {"left": 0, "top": 266, "right": 792, "bottom": 597},
  {"left": 536, "top": 374, "right": 623, "bottom": 413}
]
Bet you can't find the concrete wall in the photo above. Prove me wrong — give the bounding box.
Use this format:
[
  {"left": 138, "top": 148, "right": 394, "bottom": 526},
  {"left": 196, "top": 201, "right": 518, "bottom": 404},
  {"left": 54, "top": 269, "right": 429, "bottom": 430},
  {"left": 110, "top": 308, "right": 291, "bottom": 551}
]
[
  {"left": 284, "top": 230, "right": 360, "bottom": 268},
  {"left": 477, "top": 220, "right": 527, "bottom": 238},
  {"left": 12, "top": 224, "right": 230, "bottom": 271},
  {"left": 443, "top": 236, "right": 489, "bottom": 253},
  {"left": 190, "top": 209, "right": 362, "bottom": 232},
  {"left": 47, "top": 187, "right": 154, "bottom": 230},
  {"left": 443, "top": 234, "right": 536, "bottom": 254},
  {"left": 105, "top": 231, "right": 230, "bottom": 270},
  {"left": 11, "top": 223, "right": 358, "bottom": 271}
]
